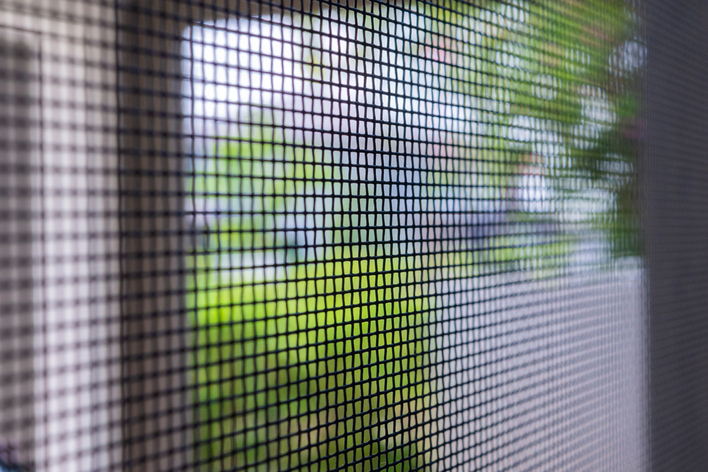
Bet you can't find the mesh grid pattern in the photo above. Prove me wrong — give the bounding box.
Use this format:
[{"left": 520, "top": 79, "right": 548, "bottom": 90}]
[{"left": 0, "top": 1, "right": 647, "bottom": 471}]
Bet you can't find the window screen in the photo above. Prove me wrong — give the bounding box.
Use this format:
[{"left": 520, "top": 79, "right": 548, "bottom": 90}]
[{"left": 0, "top": 0, "right": 651, "bottom": 471}]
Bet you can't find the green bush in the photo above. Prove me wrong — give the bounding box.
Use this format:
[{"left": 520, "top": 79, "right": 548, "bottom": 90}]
[{"left": 188, "top": 256, "right": 436, "bottom": 471}]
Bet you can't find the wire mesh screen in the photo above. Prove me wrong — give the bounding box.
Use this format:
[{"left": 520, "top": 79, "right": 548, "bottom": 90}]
[{"left": 0, "top": 0, "right": 648, "bottom": 471}]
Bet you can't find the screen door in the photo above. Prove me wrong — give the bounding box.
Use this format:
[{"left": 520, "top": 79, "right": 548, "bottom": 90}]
[{"left": 0, "top": 0, "right": 656, "bottom": 471}]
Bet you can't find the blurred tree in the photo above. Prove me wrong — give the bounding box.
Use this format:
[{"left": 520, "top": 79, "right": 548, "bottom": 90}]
[{"left": 423, "top": 0, "right": 642, "bottom": 259}]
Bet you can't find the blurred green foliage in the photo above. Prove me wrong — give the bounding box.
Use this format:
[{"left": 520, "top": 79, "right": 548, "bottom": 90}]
[
  {"left": 425, "top": 0, "right": 642, "bottom": 258},
  {"left": 189, "top": 256, "right": 434, "bottom": 470}
]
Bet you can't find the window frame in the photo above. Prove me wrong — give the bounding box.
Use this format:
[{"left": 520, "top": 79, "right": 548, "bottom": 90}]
[{"left": 0, "top": 30, "right": 38, "bottom": 470}]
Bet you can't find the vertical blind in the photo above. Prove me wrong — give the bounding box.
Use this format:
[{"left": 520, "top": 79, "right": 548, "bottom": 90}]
[{"left": 0, "top": 0, "right": 652, "bottom": 471}]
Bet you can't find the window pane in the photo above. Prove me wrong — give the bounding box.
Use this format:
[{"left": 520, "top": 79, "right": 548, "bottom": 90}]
[{"left": 182, "top": 1, "right": 645, "bottom": 470}]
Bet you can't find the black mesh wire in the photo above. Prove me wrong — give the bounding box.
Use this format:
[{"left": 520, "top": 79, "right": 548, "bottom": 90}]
[{"left": 0, "top": 0, "right": 650, "bottom": 471}]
